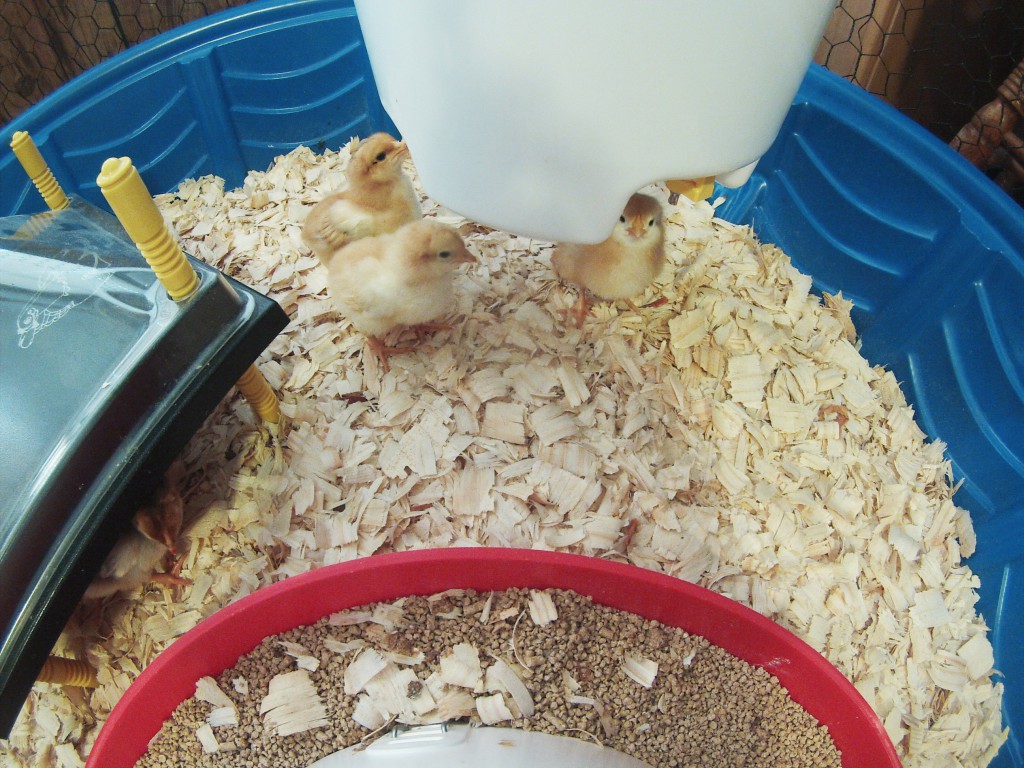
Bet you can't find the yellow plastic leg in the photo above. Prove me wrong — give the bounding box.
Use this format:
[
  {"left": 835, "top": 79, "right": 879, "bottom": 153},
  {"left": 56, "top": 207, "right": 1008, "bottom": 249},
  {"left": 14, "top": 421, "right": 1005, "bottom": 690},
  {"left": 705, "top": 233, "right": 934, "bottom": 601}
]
[
  {"left": 11, "top": 210, "right": 60, "bottom": 240},
  {"left": 236, "top": 364, "right": 281, "bottom": 422},
  {"left": 666, "top": 176, "right": 716, "bottom": 202},
  {"left": 37, "top": 656, "right": 98, "bottom": 688},
  {"left": 96, "top": 157, "right": 200, "bottom": 301},
  {"left": 10, "top": 131, "right": 70, "bottom": 211}
]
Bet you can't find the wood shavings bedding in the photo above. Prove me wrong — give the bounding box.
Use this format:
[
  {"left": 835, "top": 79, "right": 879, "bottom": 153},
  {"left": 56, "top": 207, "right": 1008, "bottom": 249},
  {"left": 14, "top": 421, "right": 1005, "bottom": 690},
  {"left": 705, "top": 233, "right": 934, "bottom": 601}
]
[{"left": 0, "top": 142, "right": 1006, "bottom": 767}]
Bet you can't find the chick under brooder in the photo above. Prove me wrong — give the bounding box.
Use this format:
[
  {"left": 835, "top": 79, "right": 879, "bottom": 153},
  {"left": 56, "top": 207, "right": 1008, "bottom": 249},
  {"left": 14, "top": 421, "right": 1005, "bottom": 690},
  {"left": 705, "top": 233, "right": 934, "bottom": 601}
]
[{"left": 0, "top": 140, "right": 1008, "bottom": 767}]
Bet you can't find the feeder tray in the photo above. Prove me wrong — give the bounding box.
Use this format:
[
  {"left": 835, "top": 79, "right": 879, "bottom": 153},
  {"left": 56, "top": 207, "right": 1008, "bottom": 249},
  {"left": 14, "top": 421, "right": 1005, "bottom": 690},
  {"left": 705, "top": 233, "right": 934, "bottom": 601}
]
[
  {"left": 87, "top": 549, "right": 901, "bottom": 768},
  {"left": 0, "top": 196, "right": 289, "bottom": 735}
]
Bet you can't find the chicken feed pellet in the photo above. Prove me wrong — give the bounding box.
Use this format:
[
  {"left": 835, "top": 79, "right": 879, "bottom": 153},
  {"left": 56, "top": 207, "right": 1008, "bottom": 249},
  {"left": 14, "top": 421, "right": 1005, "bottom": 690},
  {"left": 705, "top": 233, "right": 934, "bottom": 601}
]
[{"left": 135, "top": 588, "right": 843, "bottom": 768}]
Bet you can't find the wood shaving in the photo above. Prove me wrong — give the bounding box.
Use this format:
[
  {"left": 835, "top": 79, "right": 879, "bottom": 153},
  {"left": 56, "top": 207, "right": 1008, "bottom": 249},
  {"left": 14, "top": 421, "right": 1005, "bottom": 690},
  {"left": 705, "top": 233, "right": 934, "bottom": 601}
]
[
  {"left": 486, "top": 658, "right": 535, "bottom": 718},
  {"left": 438, "top": 643, "right": 484, "bottom": 691},
  {"left": 622, "top": 654, "right": 659, "bottom": 689},
  {"left": 527, "top": 590, "right": 558, "bottom": 626},
  {"left": 475, "top": 693, "right": 514, "bottom": 725},
  {"left": 259, "top": 670, "right": 329, "bottom": 737},
  {"left": 194, "top": 723, "right": 219, "bottom": 754},
  {"left": 194, "top": 677, "right": 237, "bottom": 729},
  {"left": 0, "top": 143, "right": 1007, "bottom": 768}
]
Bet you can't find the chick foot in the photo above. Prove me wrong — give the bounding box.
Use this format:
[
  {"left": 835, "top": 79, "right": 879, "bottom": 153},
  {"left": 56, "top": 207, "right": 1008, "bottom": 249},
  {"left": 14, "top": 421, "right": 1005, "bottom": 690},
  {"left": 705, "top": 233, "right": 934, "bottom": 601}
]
[
  {"left": 152, "top": 552, "right": 192, "bottom": 590},
  {"left": 562, "top": 290, "right": 590, "bottom": 328},
  {"left": 406, "top": 322, "right": 453, "bottom": 341},
  {"left": 366, "top": 335, "right": 416, "bottom": 373},
  {"left": 152, "top": 571, "right": 192, "bottom": 590}
]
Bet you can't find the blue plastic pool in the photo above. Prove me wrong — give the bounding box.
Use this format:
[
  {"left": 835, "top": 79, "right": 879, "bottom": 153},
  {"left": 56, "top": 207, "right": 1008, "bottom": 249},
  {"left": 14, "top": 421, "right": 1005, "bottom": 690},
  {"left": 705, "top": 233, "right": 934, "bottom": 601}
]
[{"left": 1, "top": 0, "right": 1021, "bottom": 764}]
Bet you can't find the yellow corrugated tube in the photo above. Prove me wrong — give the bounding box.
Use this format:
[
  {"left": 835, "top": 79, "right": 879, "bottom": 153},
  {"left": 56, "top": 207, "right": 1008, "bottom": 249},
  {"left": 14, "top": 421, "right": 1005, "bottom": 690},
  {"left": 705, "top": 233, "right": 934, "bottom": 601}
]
[
  {"left": 96, "top": 156, "right": 200, "bottom": 301},
  {"left": 37, "top": 656, "right": 98, "bottom": 688},
  {"left": 666, "top": 176, "right": 716, "bottom": 202},
  {"left": 236, "top": 363, "right": 281, "bottom": 422},
  {"left": 10, "top": 131, "right": 70, "bottom": 211}
]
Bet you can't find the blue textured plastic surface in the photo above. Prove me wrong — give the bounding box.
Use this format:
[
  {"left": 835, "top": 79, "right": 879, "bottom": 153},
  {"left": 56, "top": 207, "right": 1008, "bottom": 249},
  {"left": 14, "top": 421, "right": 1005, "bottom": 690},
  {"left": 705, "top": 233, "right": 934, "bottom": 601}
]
[
  {"left": 0, "top": 0, "right": 395, "bottom": 218},
  {"left": 718, "top": 71, "right": 1024, "bottom": 768},
  {"left": 0, "top": 1, "right": 1020, "bottom": 764}
]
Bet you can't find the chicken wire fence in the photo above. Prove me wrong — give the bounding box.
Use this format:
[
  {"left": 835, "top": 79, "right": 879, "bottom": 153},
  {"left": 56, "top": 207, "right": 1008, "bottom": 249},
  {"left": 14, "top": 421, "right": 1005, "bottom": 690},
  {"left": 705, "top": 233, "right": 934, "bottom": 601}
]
[{"left": 2, "top": 0, "right": 1023, "bottom": 203}]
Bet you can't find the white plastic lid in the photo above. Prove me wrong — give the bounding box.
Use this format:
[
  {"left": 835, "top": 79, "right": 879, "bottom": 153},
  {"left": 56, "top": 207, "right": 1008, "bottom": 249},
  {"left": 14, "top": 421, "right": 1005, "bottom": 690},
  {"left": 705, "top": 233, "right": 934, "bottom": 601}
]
[
  {"left": 354, "top": 0, "right": 835, "bottom": 243},
  {"left": 307, "top": 723, "right": 651, "bottom": 767}
]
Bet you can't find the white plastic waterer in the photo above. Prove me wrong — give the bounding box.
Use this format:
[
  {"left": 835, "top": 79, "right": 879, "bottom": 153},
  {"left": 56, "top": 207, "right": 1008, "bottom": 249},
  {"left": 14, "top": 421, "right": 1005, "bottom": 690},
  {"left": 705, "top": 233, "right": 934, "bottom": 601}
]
[
  {"left": 308, "top": 723, "right": 651, "bottom": 767},
  {"left": 353, "top": 0, "right": 835, "bottom": 243}
]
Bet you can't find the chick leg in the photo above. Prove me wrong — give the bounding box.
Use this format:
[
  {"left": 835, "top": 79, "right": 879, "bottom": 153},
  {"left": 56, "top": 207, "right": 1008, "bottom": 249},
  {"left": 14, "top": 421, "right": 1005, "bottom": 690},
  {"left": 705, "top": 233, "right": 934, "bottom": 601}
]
[
  {"left": 556, "top": 287, "right": 591, "bottom": 328},
  {"left": 571, "top": 290, "right": 590, "bottom": 328}
]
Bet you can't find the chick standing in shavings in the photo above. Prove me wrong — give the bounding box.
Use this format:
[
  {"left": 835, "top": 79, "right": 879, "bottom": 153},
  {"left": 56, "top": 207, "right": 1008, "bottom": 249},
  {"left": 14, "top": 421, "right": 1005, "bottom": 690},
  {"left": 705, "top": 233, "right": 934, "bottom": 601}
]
[
  {"left": 83, "top": 463, "right": 192, "bottom": 599},
  {"left": 301, "top": 133, "right": 422, "bottom": 261},
  {"left": 323, "top": 218, "right": 477, "bottom": 372},
  {"left": 551, "top": 192, "right": 666, "bottom": 327}
]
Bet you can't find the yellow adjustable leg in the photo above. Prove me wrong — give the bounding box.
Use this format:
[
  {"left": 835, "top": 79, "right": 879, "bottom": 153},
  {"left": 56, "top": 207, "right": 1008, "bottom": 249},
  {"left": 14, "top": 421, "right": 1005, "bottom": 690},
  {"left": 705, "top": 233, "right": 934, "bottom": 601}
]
[
  {"left": 236, "top": 363, "right": 281, "bottom": 422},
  {"left": 10, "top": 131, "right": 70, "bottom": 211},
  {"left": 667, "top": 176, "right": 716, "bottom": 202},
  {"left": 96, "top": 156, "right": 280, "bottom": 422},
  {"left": 37, "top": 656, "right": 98, "bottom": 688},
  {"left": 96, "top": 157, "right": 200, "bottom": 301}
]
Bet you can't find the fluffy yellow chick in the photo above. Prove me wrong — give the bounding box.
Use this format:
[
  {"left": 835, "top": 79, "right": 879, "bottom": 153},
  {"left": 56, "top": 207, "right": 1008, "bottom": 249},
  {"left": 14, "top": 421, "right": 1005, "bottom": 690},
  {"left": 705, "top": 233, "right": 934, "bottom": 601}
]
[
  {"left": 551, "top": 192, "right": 666, "bottom": 327},
  {"left": 326, "top": 219, "right": 476, "bottom": 371},
  {"left": 83, "top": 464, "right": 191, "bottom": 599},
  {"left": 302, "top": 133, "right": 422, "bottom": 260}
]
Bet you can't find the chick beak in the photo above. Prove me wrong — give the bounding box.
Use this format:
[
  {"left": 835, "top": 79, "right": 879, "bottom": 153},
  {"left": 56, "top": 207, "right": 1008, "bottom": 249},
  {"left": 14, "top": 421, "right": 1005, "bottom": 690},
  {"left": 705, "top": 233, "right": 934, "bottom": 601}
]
[
  {"left": 454, "top": 248, "right": 477, "bottom": 265},
  {"left": 627, "top": 222, "right": 645, "bottom": 239},
  {"left": 393, "top": 141, "right": 410, "bottom": 160}
]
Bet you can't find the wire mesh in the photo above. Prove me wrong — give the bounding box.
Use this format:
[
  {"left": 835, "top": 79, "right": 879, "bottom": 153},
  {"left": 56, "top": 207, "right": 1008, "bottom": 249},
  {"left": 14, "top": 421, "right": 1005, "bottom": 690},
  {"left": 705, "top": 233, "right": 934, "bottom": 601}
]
[
  {"left": 2, "top": 0, "right": 1023, "bottom": 203},
  {"left": 814, "top": 0, "right": 1024, "bottom": 202},
  {"left": 1, "top": 0, "right": 248, "bottom": 121}
]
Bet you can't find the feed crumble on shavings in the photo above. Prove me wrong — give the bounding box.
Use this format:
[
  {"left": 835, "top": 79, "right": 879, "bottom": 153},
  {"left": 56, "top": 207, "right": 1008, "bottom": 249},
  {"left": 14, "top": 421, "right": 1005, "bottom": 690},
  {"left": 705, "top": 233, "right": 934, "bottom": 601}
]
[
  {"left": 135, "top": 589, "right": 844, "bottom": 767},
  {"left": 0, "top": 143, "right": 1006, "bottom": 768}
]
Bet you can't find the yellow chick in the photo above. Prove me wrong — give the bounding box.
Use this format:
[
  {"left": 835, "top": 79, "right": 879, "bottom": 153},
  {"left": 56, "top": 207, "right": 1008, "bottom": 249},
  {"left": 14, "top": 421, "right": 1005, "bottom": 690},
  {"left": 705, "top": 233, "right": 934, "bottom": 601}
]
[
  {"left": 325, "top": 219, "right": 476, "bottom": 371},
  {"left": 551, "top": 192, "right": 666, "bottom": 327},
  {"left": 302, "top": 133, "right": 422, "bottom": 260},
  {"left": 83, "top": 464, "right": 191, "bottom": 599}
]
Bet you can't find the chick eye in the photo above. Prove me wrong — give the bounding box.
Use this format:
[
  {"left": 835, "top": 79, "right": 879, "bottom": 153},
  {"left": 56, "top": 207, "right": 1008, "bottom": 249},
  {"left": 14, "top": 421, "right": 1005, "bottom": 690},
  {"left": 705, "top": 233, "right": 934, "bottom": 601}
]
[
  {"left": 619, "top": 215, "right": 626, "bottom": 223},
  {"left": 648, "top": 218, "right": 655, "bottom": 226},
  {"left": 438, "top": 250, "right": 451, "bottom": 259},
  {"left": 374, "top": 151, "right": 387, "bottom": 162}
]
